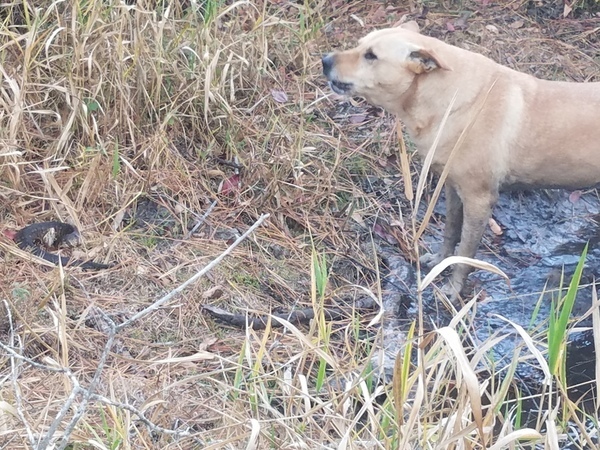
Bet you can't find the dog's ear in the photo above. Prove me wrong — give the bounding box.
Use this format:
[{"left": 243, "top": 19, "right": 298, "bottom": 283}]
[
  {"left": 407, "top": 48, "right": 452, "bottom": 73},
  {"left": 396, "top": 20, "right": 420, "bottom": 33}
]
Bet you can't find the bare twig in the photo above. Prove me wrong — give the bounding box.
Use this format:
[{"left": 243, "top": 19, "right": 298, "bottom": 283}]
[
  {"left": 183, "top": 200, "right": 218, "bottom": 240},
  {"left": 89, "top": 393, "right": 194, "bottom": 437},
  {"left": 54, "top": 327, "right": 118, "bottom": 449},
  {"left": 119, "top": 213, "right": 270, "bottom": 329}
]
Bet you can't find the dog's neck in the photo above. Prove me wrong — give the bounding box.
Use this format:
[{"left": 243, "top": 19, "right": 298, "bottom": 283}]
[
  {"left": 393, "top": 72, "right": 455, "bottom": 147},
  {"left": 393, "top": 64, "right": 493, "bottom": 157}
]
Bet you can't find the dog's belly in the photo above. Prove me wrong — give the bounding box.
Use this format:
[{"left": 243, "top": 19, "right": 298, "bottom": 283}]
[
  {"left": 501, "top": 170, "right": 600, "bottom": 191},
  {"left": 500, "top": 181, "right": 600, "bottom": 192},
  {"left": 504, "top": 150, "right": 600, "bottom": 190},
  {"left": 502, "top": 170, "right": 600, "bottom": 191}
]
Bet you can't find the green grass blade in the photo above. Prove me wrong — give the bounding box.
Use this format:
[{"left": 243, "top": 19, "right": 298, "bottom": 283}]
[{"left": 548, "top": 243, "right": 588, "bottom": 375}]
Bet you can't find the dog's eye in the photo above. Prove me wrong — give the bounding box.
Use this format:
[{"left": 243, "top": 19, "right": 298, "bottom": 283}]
[{"left": 364, "top": 50, "right": 377, "bottom": 61}]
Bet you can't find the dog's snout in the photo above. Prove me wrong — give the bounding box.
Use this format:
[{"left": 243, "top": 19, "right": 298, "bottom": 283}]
[
  {"left": 322, "top": 53, "right": 334, "bottom": 78},
  {"left": 322, "top": 52, "right": 353, "bottom": 95}
]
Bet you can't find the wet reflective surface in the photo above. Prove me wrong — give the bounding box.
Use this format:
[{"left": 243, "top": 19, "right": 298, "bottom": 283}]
[{"left": 378, "top": 188, "right": 599, "bottom": 397}]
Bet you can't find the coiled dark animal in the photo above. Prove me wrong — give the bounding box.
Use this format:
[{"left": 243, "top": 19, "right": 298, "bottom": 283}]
[{"left": 15, "top": 222, "right": 110, "bottom": 270}]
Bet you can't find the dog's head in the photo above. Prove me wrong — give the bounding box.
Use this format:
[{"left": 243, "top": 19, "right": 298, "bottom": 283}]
[{"left": 322, "top": 22, "right": 451, "bottom": 110}]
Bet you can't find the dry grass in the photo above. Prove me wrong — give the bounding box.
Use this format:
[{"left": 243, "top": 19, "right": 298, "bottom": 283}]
[{"left": 1, "top": 0, "right": 599, "bottom": 449}]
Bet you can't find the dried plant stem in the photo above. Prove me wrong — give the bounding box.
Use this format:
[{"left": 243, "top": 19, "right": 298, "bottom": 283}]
[{"left": 4, "top": 300, "right": 35, "bottom": 448}]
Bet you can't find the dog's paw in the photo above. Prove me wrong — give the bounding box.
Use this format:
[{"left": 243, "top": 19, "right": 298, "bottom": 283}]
[
  {"left": 439, "top": 279, "right": 464, "bottom": 304},
  {"left": 419, "top": 252, "right": 444, "bottom": 268}
]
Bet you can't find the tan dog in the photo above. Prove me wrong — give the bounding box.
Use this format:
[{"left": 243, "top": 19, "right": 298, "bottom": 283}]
[{"left": 322, "top": 21, "right": 600, "bottom": 297}]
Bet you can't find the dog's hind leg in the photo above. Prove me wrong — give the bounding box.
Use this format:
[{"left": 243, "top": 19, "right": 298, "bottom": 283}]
[{"left": 420, "top": 182, "right": 463, "bottom": 267}]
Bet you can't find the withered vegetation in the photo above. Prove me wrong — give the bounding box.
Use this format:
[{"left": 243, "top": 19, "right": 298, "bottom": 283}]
[{"left": 1, "top": 1, "right": 599, "bottom": 449}]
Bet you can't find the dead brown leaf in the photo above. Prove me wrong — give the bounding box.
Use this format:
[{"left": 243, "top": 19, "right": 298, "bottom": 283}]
[
  {"left": 489, "top": 218, "right": 503, "bottom": 236},
  {"left": 509, "top": 19, "right": 524, "bottom": 29},
  {"left": 202, "top": 285, "right": 224, "bottom": 300}
]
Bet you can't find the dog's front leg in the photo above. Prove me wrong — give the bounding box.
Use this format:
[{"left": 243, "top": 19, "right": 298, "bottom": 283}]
[
  {"left": 420, "top": 182, "right": 463, "bottom": 267},
  {"left": 443, "top": 189, "right": 497, "bottom": 298}
]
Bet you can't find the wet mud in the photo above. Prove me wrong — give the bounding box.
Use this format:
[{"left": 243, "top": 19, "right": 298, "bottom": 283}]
[{"left": 378, "top": 188, "right": 600, "bottom": 398}]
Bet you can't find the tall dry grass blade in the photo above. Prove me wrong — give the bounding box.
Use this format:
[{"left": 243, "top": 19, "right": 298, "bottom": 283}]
[
  {"left": 413, "top": 89, "right": 458, "bottom": 214},
  {"left": 493, "top": 315, "right": 552, "bottom": 385},
  {"left": 392, "top": 350, "right": 404, "bottom": 427},
  {"left": 436, "top": 327, "right": 485, "bottom": 446},
  {"left": 488, "top": 429, "right": 542, "bottom": 450},
  {"left": 0, "top": 60, "right": 24, "bottom": 154},
  {"left": 0, "top": 62, "right": 23, "bottom": 185},
  {"left": 57, "top": 277, "right": 69, "bottom": 369},
  {"left": 148, "top": 351, "right": 215, "bottom": 364},
  {"left": 398, "top": 373, "right": 424, "bottom": 450},
  {"left": 470, "top": 333, "right": 509, "bottom": 368},
  {"left": 396, "top": 120, "right": 413, "bottom": 202},
  {"left": 298, "top": 374, "right": 311, "bottom": 416},
  {"left": 419, "top": 256, "right": 508, "bottom": 292},
  {"left": 36, "top": 167, "right": 81, "bottom": 228},
  {"left": 545, "top": 406, "right": 560, "bottom": 450},
  {"left": 217, "top": 0, "right": 255, "bottom": 21},
  {"left": 593, "top": 283, "right": 600, "bottom": 405},
  {"left": 244, "top": 418, "right": 260, "bottom": 450},
  {"left": 204, "top": 47, "right": 222, "bottom": 122},
  {"left": 448, "top": 294, "right": 480, "bottom": 326}
]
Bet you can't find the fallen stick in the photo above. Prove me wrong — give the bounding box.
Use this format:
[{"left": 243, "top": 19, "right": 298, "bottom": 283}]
[{"left": 203, "top": 297, "right": 377, "bottom": 330}]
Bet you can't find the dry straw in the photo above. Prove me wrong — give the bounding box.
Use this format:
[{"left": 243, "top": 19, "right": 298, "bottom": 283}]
[{"left": 1, "top": 1, "right": 598, "bottom": 449}]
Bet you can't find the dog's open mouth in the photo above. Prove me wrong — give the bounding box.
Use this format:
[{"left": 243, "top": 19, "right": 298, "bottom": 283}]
[{"left": 329, "top": 80, "right": 353, "bottom": 95}]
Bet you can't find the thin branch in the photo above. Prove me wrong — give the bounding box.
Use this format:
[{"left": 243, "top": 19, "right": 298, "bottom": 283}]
[
  {"left": 183, "top": 200, "right": 217, "bottom": 240},
  {"left": 0, "top": 332, "right": 71, "bottom": 374},
  {"left": 89, "top": 393, "right": 194, "bottom": 437},
  {"left": 54, "top": 331, "right": 118, "bottom": 450},
  {"left": 118, "top": 213, "right": 270, "bottom": 330}
]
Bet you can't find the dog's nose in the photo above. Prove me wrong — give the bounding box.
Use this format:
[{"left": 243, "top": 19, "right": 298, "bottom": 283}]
[{"left": 322, "top": 53, "right": 334, "bottom": 78}]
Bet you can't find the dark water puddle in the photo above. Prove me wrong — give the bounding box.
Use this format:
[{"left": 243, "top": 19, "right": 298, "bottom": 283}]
[{"left": 378, "top": 188, "right": 599, "bottom": 399}]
